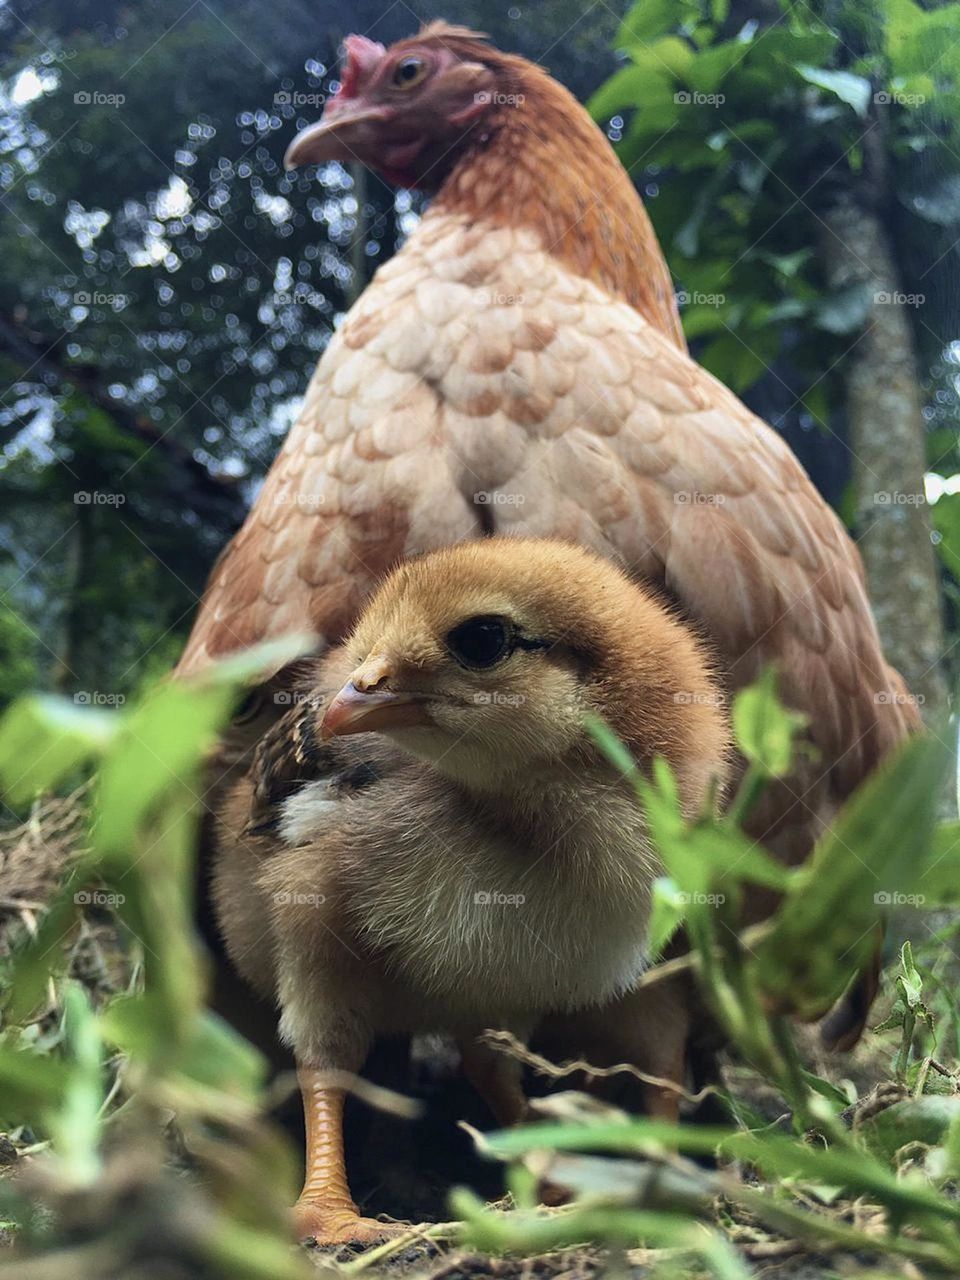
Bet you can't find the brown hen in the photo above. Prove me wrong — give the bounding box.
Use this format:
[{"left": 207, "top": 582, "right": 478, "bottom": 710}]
[{"left": 181, "top": 25, "right": 916, "bottom": 1040}]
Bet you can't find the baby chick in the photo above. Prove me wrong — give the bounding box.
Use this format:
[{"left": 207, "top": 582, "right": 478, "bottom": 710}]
[{"left": 213, "top": 538, "right": 729, "bottom": 1244}]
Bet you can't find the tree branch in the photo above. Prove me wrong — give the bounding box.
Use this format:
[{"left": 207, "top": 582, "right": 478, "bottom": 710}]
[{"left": 0, "top": 309, "right": 248, "bottom": 529}]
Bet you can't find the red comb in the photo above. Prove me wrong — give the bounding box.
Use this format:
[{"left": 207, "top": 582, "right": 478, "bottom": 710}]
[{"left": 336, "top": 35, "right": 386, "bottom": 99}]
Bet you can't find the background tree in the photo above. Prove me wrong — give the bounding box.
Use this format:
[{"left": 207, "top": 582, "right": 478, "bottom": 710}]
[
  {"left": 0, "top": 0, "right": 957, "bottom": 711},
  {"left": 0, "top": 0, "right": 617, "bottom": 701}
]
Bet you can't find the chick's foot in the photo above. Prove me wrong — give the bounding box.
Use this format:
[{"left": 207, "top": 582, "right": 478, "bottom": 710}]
[{"left": 292, "top": 1200, "right": 408, "bottom": 1247}]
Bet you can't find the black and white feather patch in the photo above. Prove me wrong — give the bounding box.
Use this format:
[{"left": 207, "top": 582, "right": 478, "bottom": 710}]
[{"left": 244, "top": 700, "right": 383, "bottom": 841}]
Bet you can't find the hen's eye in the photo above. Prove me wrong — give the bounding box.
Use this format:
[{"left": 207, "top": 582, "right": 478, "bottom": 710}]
[
  {"left": 446, "top": 616, "right": 511, "bottom": 669},
  {"left": 392, "top": 56, "right": 428, "bottom": 88}
]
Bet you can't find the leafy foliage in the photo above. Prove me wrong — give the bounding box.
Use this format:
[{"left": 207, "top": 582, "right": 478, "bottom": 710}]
[
  {"left": 0, "top": 667, "right": 959, "bottom": 1275},
  {"left": 0, "top": 636, "right": 311, "bottom": 1275}
]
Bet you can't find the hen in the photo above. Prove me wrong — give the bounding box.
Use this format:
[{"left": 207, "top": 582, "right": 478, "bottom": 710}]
[
  {"left": 181, "top": 24, "right": 916, "bottom": 1043},
  {"left": 213, "top": 538, "right": 730, "bottom": 1243}
]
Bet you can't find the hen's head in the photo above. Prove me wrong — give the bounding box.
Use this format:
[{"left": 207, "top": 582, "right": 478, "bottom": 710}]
[
  {"left": 284, "top": 24, "right": 515, "bottom": 189},
  {"left": 318, "top": 538, "right": 729, "bottom": 803}
]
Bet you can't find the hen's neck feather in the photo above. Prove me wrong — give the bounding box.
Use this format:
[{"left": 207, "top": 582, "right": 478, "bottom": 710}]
[{"left": 429, "top": 58, "right": 685, "bottom": 350}]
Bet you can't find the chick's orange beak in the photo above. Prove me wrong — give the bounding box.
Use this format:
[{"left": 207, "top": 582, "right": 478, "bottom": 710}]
[{"left": 320, "top": 654, "right": 433, "bottom": 740}]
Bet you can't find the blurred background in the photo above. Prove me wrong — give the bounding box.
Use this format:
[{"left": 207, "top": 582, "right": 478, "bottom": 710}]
[{"left": 0, "top": 0, "right": 958, "bottom": 713}]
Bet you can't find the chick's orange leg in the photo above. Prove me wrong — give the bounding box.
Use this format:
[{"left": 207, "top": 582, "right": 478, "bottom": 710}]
[{"left": 293, "top": 1067, "right": 402, "bottom": 1245}]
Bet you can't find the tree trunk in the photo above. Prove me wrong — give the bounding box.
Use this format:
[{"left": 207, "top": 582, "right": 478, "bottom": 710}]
[{"left": 822, "top": 193, "right": 947, "bottom": 714}]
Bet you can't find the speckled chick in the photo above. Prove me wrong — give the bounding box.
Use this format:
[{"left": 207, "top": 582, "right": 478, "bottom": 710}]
[{"left": 213, "top": 538, "right": 730, "bottom": 1244}]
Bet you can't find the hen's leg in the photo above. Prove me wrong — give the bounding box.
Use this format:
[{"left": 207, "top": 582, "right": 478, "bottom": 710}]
[
  {"left": 459, "top": 1033, "right": 529, "bottom": 1127},
  {"left": 460, "top": 1030, "right": 575, "bottom": 1208},
  {"left": 540, "top": 975, "right": 694, "bottom": 1123},
  {"left": 293, "top": 1067, "right": 405, "bottom": 1245},
  {"left": 599, "top": 977, "right": 692, "bottom": 1122}
]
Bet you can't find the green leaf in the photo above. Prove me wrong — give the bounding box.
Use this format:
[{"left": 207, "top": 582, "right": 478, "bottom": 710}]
[
  {"left": 687, "top": 39, "right": 752, "bottom": 95},
  {"left": 918, "top": 820, "right": 960, "bottom": 904},
  {"left": 674, "top": 168, "right": 727, "bottom": 257},
  {"left": 617, "top": 0, "right": 687, "bottom": 46},
  {"left": 0, "top": 695, "right": 116, "bottom": 807},
  {"left": 752, "top": 732, "right": 951, "bottom": 1018},
  {"left": 588, "top": 65, "right": 647, "bottom": 120},
  {"left": 758, "top": 248, "right": 813, "bottom": 278},
  {"left": 644, "top": 35, "right": 696, "bottom": 77},
  {"left": 860, "top": 1096, "right": 960, "bottom": 1161},
  {"left": 0, "top": 1040, "right": 72, "bottom": 1124},
  {"left": 698, "top": 332, "right": 771, "bottom": 393},
  {"left": 898, "top": 941, "right": 923, "bottom": 1010},
  {"left": 48, "top": 983, "right": 104, "bottom": 1187},
  {"left": 932, "top": 492, "right": 960, "bottom": 587},
  {"left": 587, "top": 717, "right": 790, "bottom": 898},
  {"left": 615, "top": 73, "right": 683, "bottom": 149},
  {"left": 795, "top": 65, "right": 872, "bottom": 117},
  {"left": 103, "top": 995, "right": 267, "bottom": 1096},
  {"left": 801, "top": 1070, "right": 853, "bottom": 1109},
  {"left": 731, "top": 668, "right": 805, "bottom": 779},
  {"left": 648, "top": 876, "right": 686, "bottom": 955}
]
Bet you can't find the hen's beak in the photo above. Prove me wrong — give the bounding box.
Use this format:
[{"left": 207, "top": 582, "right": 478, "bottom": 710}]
[
  {"left": 284, "top": 103, "right": 393, "bottom": 169},
  {"left": 320, "top": 655, "right": 433, "bottom": 739}
]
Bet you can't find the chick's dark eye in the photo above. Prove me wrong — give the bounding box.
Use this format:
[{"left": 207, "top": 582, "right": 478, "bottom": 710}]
[
  {"left": 233, "top": 691, "right": 262, "bottom": 725},
  {"left": 393, "top": 56, "right": 427, "bottom": 88},
  {"left": 446, "top": 616, "right": 511, "bottom": 669}
]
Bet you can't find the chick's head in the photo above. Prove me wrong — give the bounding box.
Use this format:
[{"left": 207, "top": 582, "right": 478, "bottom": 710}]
[{"left": 319, "top": 538, "right": 730, "bottom": 802}]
